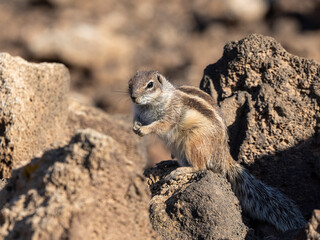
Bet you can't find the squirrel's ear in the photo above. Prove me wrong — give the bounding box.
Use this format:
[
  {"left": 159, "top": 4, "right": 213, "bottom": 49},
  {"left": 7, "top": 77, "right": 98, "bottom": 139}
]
[{"left": 156, "top": 73, "right": 163, "bottom": 84}]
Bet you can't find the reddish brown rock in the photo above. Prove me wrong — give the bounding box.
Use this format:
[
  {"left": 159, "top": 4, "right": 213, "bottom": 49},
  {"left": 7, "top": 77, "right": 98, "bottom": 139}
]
[
  {"left": 200, "top": 33, "right": 320, "bottom": 231},
  {"left": 145, "top": 161, "right": 248, "bottom": 240},
  {"left": 67, "top": 100, "right": 148, "bottom": 169},
  {"left": 0, "top": 54, "right": 157, "bottom": 240},
  {"left": 0, "top": 128, "right": 157, "bottom": 240},
  {"left": 0, "top": 53, "right": 69, "bottom": 178}
]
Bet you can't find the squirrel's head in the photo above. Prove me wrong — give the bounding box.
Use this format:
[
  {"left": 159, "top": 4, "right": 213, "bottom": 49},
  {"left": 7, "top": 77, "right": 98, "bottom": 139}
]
[{"left": 128, "top": 70, "right": 166, "bottom": 105}]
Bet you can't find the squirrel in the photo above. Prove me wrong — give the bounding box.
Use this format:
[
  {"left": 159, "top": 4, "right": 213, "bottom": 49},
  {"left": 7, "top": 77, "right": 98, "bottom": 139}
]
[{"left": 128, "top": 70, "right": 306, "bottom": 232}]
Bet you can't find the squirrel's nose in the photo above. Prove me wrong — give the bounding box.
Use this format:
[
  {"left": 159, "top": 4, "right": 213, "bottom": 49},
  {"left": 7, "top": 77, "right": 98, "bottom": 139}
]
[{"left": 131, "top": 96, "right": 136, "bottom": 102}]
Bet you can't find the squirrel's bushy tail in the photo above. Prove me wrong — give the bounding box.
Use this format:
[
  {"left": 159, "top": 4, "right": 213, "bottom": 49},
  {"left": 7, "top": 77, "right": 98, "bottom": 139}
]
[{"left": 226, "top": 161, "right": 306, "bottom": 232}]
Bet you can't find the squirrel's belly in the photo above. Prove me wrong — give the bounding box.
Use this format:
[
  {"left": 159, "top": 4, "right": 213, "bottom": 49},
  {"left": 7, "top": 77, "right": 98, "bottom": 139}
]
[
  {"left": 159, "top": 126, "right": 185, "bottom": 160},
  {"left": 160, "top": 109, "right": 214, "bottom": 165}
]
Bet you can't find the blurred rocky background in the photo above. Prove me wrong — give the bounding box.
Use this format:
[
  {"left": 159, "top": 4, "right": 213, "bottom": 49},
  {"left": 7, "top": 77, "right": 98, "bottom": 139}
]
[
  {"left": 0, "top": 0, "right": 319, "bottom": 239},
  {"left": 1, "top": 0, "right": 320, "bottom": 112},
  {"left": 1, "top": 0, "right": 320, "bottom": 164}
]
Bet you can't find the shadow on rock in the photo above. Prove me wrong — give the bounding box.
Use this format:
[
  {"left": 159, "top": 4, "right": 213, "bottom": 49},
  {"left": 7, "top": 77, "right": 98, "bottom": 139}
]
[
  {"left": 0, "top": 129, "right": 157, "bottom": 240},
  {"left": 199, "top": 33, "right": 319, "bottom": 239}
]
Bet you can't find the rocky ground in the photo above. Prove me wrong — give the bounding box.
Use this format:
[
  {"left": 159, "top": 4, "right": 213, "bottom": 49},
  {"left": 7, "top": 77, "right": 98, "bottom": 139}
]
[{"left": 0, "top": 0, "right": 319, "bottom": 239}]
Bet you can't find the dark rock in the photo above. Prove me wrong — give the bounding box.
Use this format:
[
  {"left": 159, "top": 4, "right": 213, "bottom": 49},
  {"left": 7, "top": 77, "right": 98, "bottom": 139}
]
[
  {"left": 200, "top": 33, "right": 320, "bottom": 229},
  {"left": 144, "top": 161, "right": 248, "bottom": 240}
]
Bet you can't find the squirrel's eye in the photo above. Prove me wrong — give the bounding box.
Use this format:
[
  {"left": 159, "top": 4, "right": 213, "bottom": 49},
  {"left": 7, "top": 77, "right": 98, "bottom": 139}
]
[{"left": 147, "top": 81, "right": 153, "bottom": 89}]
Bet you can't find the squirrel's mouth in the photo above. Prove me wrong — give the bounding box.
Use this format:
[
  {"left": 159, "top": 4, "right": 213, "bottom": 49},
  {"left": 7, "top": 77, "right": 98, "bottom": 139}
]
[
  {"left": 134, "top": 101, "right": 145, "bottom": 105},
  {"left": 131, "top": 97, "right": 142, "bottom": 105},
  {"left": 134, "top": 99, "right": 150, "bottom": 105},
  {"left": 131, "top": 95, "right": 153, "bottom": 105},
  {"left": 130, "top": 96, "right": 137, "bottom": 103},
  {"left": 131, "top": 96, "right": 144, "bottom": 105}
]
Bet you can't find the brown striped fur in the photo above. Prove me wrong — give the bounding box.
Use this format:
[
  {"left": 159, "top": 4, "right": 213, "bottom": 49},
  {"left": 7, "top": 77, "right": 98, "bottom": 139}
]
[
  {"left": 178, "top": 86, "right": 217, "bottom": 106},
  {"left": 181, "top": 96, "right": 215, "bottom": 120}
]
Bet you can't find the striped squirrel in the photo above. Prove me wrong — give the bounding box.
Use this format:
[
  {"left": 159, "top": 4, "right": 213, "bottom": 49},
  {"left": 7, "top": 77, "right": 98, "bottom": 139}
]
[{"left": 128, "top": 70, "right": 306, "bottom": 232}]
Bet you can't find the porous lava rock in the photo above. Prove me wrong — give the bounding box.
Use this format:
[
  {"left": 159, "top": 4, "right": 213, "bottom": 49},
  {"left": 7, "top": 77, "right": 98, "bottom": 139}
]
[
  {"left": 67, "top": 100, "right": 148, "bottom": 169},
  {"left": 0, "top": 129, "right": 157, "bottom": 240},
  {"left": 200, "top": 33, "right": 320, "bottom": 222},
  {"left": 0, "top": 53, "right": 157, "bottom": 240},
  {"left": 0, "top": 53, "right": 69, "bottom": 178},
  {"left": 144, "top": 161, "right": 248, "bottom": 240}
]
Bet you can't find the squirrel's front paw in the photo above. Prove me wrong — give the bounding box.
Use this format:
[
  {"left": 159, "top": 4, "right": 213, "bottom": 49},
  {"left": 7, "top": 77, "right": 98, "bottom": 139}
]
[
  {"left": 133, "top": 121, "right": 142, "bottom": 135},
  {"left": 133, "top": 121, "right": 144, "bottom": 137}
]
